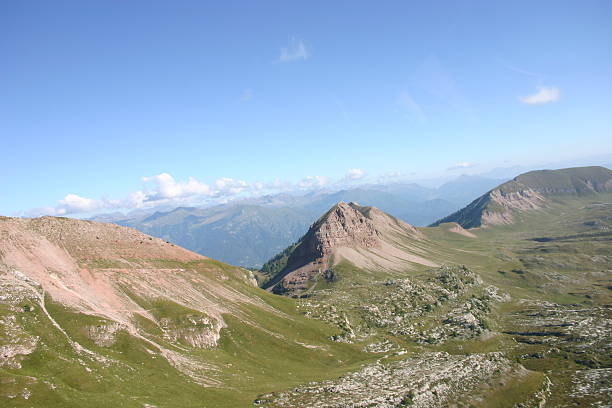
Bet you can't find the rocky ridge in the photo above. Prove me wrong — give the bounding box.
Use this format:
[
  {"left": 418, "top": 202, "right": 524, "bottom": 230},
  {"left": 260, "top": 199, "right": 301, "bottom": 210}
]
[
  {"left": 264, "top": 202, "right": 431, "bottom": 294},
  {"left": 311, "top": 202, "right": 381, "bottom": 256},
  {"left": 431, "top": 166, "right": 612, "bottom": 228}
]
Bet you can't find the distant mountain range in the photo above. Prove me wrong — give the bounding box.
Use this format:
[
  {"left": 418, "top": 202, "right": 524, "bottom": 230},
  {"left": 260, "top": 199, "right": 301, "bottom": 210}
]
[{"left": 92, "top": 175, "right": 506, "bottom": 267}]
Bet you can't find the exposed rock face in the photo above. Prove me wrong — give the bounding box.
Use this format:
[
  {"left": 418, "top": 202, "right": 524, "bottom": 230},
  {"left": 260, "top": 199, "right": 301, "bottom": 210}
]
[
  {"left": 264, "top": 202, "right": 380, "bottom": 294},
  {"left": 431, "top": 166, "right": 612, "bottom": 228},
  {"left": 0, "top": 315, "right": 38, "bottom": 369},
  {"left": 255, "top": 351, "right": 517, "bottom": 407},
  {"left": 481, "top": 188, "right": 548, "bottom": 225},
  {"left": 160, "top": 315, "right": 222, "bottom": 349},
  {"left": 0, "top": 215, "right": 270, "bottom": 386},
  {"left": 431, "top": 187, "right": 549, "bottom": 228},
  {"left": 264, "top": 202, "right": 430, "bottom": 295},
  {"left": 86, "top": 323, "right": 126, "bottom": 347},
  {"left": 311, "top": 202, "right": 381, "bottom": 256},
  {"left": 489, "top": 188, "right": 547, "bottom": 212}
]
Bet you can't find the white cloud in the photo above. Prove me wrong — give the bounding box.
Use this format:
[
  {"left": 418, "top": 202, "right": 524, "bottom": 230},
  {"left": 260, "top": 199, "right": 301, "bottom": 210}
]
[
  {"left": 142, "top": 173, "right": 211, "bottom": 200},
  {"left": 278, "top": 38, "right": 310, "bottom": 62},
  {"left": 33, "top": 194, "right": 119, "bottom": 216},
  {"left": 520, "top": 86, "right": 560, "bottom": 105},
  {"left": 447, "top": 162, "right": 475, "bottom": 171},
  {"left": 345, "top": 168, "right": 366, "bottom": 181},
  {"left": 126, "top": 190, "right": 147, "bottom": 208},
  {"left": 30, "top": 173, "right": 247, "bottom": 216},
  {"left": 28, "top": 172, "right": 340, "bottom": 217},
  {"left": 59, "top": 194, "right": 102, "bottom": 213},
  {"left": 213, "top": 177, "right": 248, "bottom": 196},
  {"left": 379, "top": 171, "right": 403, "bottom": 180},
  {"left": 298, "top": 175, "right": 327, "bottom": 189},
  {"left": 139, "top": 173, "right": 251, "bottom": 202}
]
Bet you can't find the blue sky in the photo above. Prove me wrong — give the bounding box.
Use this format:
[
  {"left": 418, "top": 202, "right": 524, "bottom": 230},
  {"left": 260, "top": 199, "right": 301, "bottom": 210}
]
[{"left": 2, "top": 0, "right": 611, "bottom": 216}]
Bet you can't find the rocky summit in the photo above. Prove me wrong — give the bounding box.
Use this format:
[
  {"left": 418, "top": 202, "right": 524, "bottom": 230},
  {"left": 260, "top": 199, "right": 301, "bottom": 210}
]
[{"left": 262, "top": 201, "right": 430, "bottom": 295}]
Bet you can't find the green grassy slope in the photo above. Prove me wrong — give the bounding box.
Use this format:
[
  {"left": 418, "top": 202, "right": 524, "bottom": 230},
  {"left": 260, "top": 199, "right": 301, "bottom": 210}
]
[
  {"left": 508, "top": 165, "right": 612, "bottom": 194},
  {"left": 0, "top": 258, "right": 376, "bottom": 408},
  {"left": 431, "top": 166, "right": 612, "bottom": 228},
  {"left": 0, "top": 217, "right": 379, "bottom": 408}
]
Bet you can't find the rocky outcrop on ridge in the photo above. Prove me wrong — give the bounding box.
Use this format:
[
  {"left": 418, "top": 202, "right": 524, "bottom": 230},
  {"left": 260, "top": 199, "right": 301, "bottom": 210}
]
[
  {"left": 431, "top": 166, "right": 612, "bottom": 228},
  {"left": 264, "top": 202, "right": 431, "bottom": 295}
]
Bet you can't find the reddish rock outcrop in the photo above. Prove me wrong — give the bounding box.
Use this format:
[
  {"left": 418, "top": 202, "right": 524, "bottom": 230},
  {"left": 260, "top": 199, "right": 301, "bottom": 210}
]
[
  {"left": 265, "top": 202, "right": 433, "bottom": 295},
  {"left": 313, "top": 202, "right": 381, "bottom": 256}
]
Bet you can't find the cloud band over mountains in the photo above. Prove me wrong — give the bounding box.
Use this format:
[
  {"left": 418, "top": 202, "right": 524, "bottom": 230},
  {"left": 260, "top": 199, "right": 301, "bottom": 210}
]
[{"left": 28, "top": 169, "right": 369, "bottom": 216}]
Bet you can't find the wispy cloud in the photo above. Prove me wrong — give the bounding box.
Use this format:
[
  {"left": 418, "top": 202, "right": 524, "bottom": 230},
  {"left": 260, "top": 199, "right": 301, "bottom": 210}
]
[
  {"left": 520, "top": 86, "right": 560, "bottom": 105},
  {"left": 344, "top": 168, "right": 366, "bottom": 181},
  {"left": 335, "top": 168, "right": 368, "bottom": 185},
  {"left": 407, "top": 54, "right": 476, "bottom": 122},
  {"left": 298, "top": 175, "right": 327, "bottom": 189},
  {"left": 497, "top": 59, "right": 542, "bottom": 79},
  {"left": 378, "top": 171, "right": 404, "bottom": 180},
  {"left": 398, "top": 91, "right": 427, "bottom": 122},
  {"left": 278, "top": 38, "right": 310, "bottom": 63},
  {"left": 498, "top": 60, "right": 560, "bottom": 106},
  {"left": 447, "top": 162, "right": 475, "bottom": 171}
]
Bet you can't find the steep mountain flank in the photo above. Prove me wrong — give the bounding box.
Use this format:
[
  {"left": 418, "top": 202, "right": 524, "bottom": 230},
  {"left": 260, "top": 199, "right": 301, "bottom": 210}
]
[
  {"left": 0, "top": 216, "right": 375, "bottom": 407},
  {"left": 0, "top": 216, "right": 266, "bottom": 384},
  {"left": 431, "top": 166, "right": 612, "bottom": 228},
  {"left": 263, "top": 202, "right": 434, "bottom": 294}
]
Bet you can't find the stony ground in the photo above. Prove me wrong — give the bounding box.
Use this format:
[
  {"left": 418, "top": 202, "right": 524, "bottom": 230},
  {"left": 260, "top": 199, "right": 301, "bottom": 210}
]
[
  {"left": 506, "top": 301, "right": 612, "bottom": 407},
  {"left": 298, "top": 265, "right": 505, "bottom": 345},
  {"left": 255, "top": 351, "right": 522, "bottom": 407}
]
